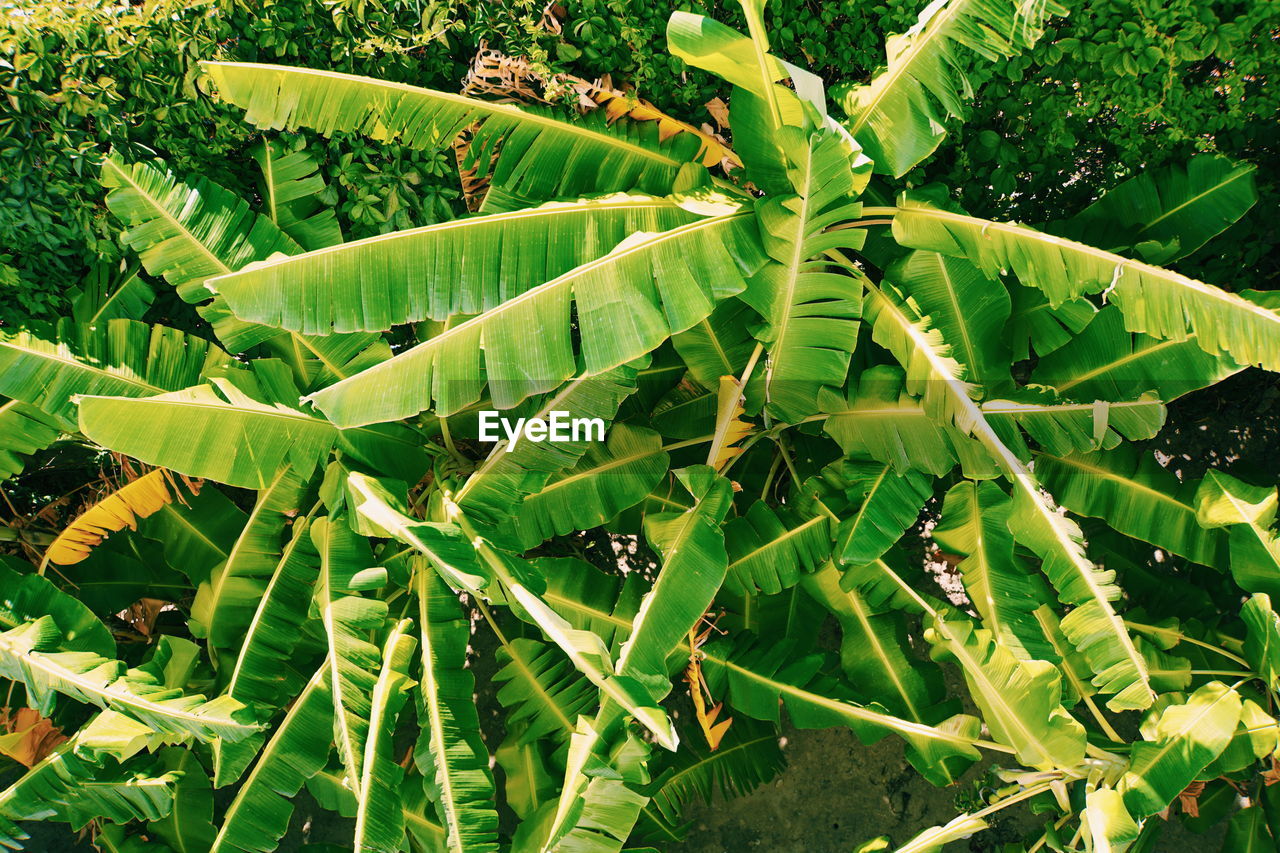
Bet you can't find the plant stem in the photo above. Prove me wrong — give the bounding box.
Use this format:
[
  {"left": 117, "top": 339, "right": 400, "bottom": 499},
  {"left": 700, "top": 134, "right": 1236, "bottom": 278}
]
[
  {"left": 437, "top": 416, "right": 466, "bottom": 465},
  {"left": 826, "top": 218, "right": 896, "bottom": 232},
  {"left": 775, "top": 433, "right": 802, "bottom": 489},
  {"left": 741, "top": 12, "right": 782, "bottom": 128},
  {"left": 969, "top": 779, "right": 1058, "bottom": 822},
  {"left": 1189, "top": 670, "right": 1255, "bottom": 678},
  {"left": 473, "top": 596, "right": 510, "bottom": 648},
  {"left": 760, "top": 452, "right": 783, "bottom": 501},
  {"left": 1027, "top": 814, "right": 1074, "bottom": 853},
  {"left": 662, "top": 435, "right": 714, "bottom": 452},
  {"left": 1079, "top": 692, "right": 1125, "bottom": 743},
  {"left": 720, "top": 431, "right": 769, "bottom": 476},
  {"left": 739, "top": 342, "right": 765, "bottom": 391},
  {"left": 0, "top": 486, "right": 18, "bottom": 517}
]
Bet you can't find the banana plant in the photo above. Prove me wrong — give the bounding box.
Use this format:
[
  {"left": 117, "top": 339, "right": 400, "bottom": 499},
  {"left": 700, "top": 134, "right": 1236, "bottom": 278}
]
[{"left": 0, "top": 1, "right": 1276, "bottom": 851}]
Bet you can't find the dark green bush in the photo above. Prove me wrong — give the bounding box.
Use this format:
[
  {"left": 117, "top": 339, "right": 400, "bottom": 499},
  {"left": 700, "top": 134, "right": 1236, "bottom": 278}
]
[
  {"left": 0, "top": 0, "right": 473, "bottom": 323},
  {"left": 2, "top": 0, "right": 1275, "bottom": 324},
  {"left": 549, "top": 0, "right": 1278, "bottom": 289}
]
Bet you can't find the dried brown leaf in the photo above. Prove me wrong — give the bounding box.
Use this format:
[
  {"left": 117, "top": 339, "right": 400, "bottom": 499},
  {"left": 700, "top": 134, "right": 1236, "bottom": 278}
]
[
  {"left": 685, "top": 621, "right": 733, "bottom": 750},
  {"left": 0, "top": 707, "right": 67, "bottom": 767},
  {"left": 1178, "top": 781, "right": 1206, "bottom": 818},
  {"left": 119, "top": 597, "right": 171, "bottom": 638}
]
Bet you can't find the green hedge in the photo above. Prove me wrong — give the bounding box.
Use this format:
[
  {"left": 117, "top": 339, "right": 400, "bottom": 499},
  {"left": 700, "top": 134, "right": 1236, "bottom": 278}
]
[
  {"left": 0, "top": 0, "right": 476, "bottom": 322},
  {"left": 2, "top": 0, "right": 1275, "bottom": 325}
]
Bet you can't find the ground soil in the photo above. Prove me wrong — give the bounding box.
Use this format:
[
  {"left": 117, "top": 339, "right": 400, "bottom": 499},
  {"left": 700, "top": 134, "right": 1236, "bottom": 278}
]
[{"left": 671, "top": 723, "right": 1229, "bottom": 852}]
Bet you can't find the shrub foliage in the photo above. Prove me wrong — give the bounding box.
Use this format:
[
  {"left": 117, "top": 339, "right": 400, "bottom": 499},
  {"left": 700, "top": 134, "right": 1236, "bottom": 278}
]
[{"left": 1, "top": 0, "right": 1276, "bottom": 321}]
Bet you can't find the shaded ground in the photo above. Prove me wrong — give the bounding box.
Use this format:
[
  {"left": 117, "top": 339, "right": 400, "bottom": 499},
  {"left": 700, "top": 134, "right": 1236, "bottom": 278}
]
[
  {"left": 675, "top": 724, "right": 1002, "bottom": 852},
  {"left": 672, "top": 724, "right": 1227, "bottom": 852}
]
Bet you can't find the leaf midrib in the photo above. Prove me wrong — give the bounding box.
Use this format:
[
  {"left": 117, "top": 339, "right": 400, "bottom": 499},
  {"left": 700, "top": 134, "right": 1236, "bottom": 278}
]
[
  {"left": 355, "top": 625, "right": 410, "bottom": 849},
  {"left": 498, "top": 641, "right": 576, "bottom": 735},
  {"left": 868, "top": 284, "right": 1151, "bottom": 693},
  {"left": 1125, "top": 687, "right": 1237, "bottom": 798},
  {"left": 86, "top": 270, "right": 143, "bottom": 326},
  {"left": 1054, "top": 337, "right": 1183, "bottom": 392},
  {"left": 456, "top": 372, "right": 595, "bottom": 504},
  {"left": 764, "top": 139, "right": 817, "bottom": 403},
  {"left": 206, "top": 62, "right": 683, "bottom": 167},
  {"left": 933, "top": 252, "right": 980, "bottom": 378},
  {"left": 1036, "top": 453, "right": 1194, "bottom": 516},
  {"left": 620, "top": 485, "right": 720, "bottom": 675},
  {"left": 1137, "top": 165, "right": 1253, "bottom": 236},
  {"left": 841, "top": 578, "right": 925, "bottom": 721},
  {"left": 224, "top": 501, "right": 319, "bottom": 698},
  {"left": 963, "top": 490, "right": 1000, "bottom": 639},
  {"left": 418, "top": 582, "right": 465, "bottom": 847},
  {"left": 107, "top": 157, "right": 373, "bottom": 382},
  {"left": 728, "top": 516, "right": 826, "bottom": 572},
  {"left": 933, "top": 617, "right": 1053, "bottom": 767},
  {"left": 846, "top": 0, "right": 970, "bottom": 135},
  {"left": 214, "top": 197, "right": 685, "bottom": 285},
  {"left": 841, "top": 465, "right": 891, "bottom": 557},
  {"left": 535, "top": 443, "right": 665, "bottom": 499},
  {"left": 657, "top": 733, "right": 778, "bottom": 793},
  {"left": 102, "top": 159, "right": 233, "bottom": 277},
  {"left": 0, "top": 337, "right": 161, "bottom": 395},
  {"left": 309, "top": 213, "right": 750, "bottom": 409},
  {"left": 318, "top": 540, "right": 366, "bottom": 802},
  {"left": 211, "top": 669, "right": 325, "bottom": 853},
  {"left": 206, "top": 465, "right": 295, "bottom": 650},
  {"left": 19, "top": 647, "right": 253, "bottom": 734},
  {"left": 705, "top": 651, "right": 980, "bottom": 749},
  {"left": 905, "top": 206, "right": 1280, "bottom": 325}
]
